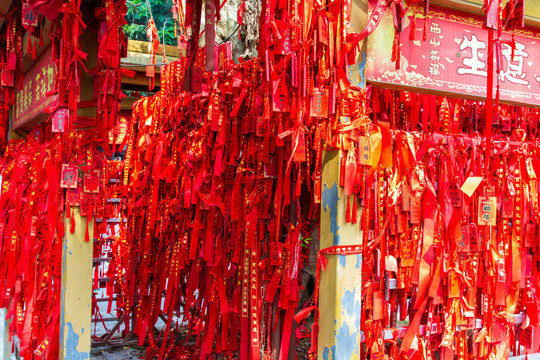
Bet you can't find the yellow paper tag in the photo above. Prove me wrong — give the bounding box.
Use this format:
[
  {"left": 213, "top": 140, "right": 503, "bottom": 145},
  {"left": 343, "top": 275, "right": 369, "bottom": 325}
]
[
  {"left": 358, "top": 136, "right": 372, "bottom": 166},
  {"left": 460, "top": 176, "right": 484, "bottom": 197}
]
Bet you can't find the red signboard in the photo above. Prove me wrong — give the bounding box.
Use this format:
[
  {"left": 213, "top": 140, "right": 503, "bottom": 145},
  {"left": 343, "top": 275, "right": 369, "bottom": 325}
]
[
  {"left": 13, "top": 48, "right": 57, "bottom": 130},
  {"left": 366, "top": 3, "right": 540, "bottom": 106}
]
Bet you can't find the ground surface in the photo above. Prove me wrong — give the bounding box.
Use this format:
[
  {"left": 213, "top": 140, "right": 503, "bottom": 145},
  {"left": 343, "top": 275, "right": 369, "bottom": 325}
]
[
  {"left": 92, "top": 346, "right": 146, "bottom": 359},
  {"left": 0, "top": 308, "right": 145, "bottom": 359}
]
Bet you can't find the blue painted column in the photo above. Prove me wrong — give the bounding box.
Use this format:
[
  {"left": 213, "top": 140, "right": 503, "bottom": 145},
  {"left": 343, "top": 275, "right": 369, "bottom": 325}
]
[
  {"left": 319, "top": 150, "right": 363, "bottom": 360},
  {"left": 59, "top": 207, "right": 92, "bottom": 360},
  {"left": 3, "top": 305, "right": 12, "bottom": 360},
  {"left": 318, "top": 0, "right": 368, "bottom": 356}
]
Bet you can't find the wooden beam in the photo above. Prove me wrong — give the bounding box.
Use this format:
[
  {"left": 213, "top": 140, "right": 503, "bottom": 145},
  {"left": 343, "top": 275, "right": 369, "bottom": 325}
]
[
  {"left": 120, "top": 96, "right": 139, "bottom": 110},
  {"left": 0, "top": 0, "right": 13, "bottom": 30},
  {"left": 122, "top": 52, "right": 171, "bottom": 73},
  {"left": 120, "top": 39, "right": 182, "bottom": 86},
  {"left": 122, "top": 71, "right": 161, "bottom": 87},
  {"left": 127, "top": 39, "right": 184, "bottom": 58}
]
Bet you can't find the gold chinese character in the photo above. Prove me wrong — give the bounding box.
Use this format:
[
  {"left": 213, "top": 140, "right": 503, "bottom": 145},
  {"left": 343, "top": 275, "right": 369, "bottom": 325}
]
[
  {"left": 35, "top": 72, "right": 42, "bottom": 101},
  {"left": 27, "top": 80, "right": 34, "bottom": 105}
]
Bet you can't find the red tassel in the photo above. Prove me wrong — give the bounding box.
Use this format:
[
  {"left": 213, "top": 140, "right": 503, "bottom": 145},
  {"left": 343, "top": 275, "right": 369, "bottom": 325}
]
[
  {"left": 409, "top": 13, "right": 417, "bottom": 41},
  {"left": 70, "top": 211, "right": 75, "bottom": 234},
  {"left": 424, "top": 0, "right": 429, "bottom": 40},
  {"left": 32, "top": 40, "right": 37, "bottom": 60},
  {"left": 66, "top": 199, "right": 71, "bottom": 217},
  {"left": 392, "top": 32, "right": 401, "bottom": 70},
  {"left": 27, "top": 35, "right": 32, "bottom": 55},
  {"left": 277, "top": 120, "right": 285, "bottom": 147},
  {"left": 351, "top": 196, "right": 358, "bottom": 224},
  {"left": 85, "top": 222, "right": 90, "bottom": 242},
  {"left": 345, "top": 196, "right": 351, "bottom": 223},
  {"left": 39, "top": 32, "right": 44, "bottom": 47},
  {"left": 511, "top": 33, "right": 516, "bottom": 61},
  {"left": 392, "top": 32, "right": 398, "bottom": 62}
]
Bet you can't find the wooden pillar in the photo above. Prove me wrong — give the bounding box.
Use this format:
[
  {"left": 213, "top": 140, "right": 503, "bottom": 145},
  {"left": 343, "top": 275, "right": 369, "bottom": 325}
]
[
  {"left": 59, "top": 208, "right": 93, "bottom": 360},
  {"left": 317, "top": 0, "right": 367, "bottom": 358}
]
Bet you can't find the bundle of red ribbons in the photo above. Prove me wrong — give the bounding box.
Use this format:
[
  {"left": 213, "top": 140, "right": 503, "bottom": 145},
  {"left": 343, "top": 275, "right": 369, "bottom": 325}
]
[
  {"left": 0, "top": 0, "right": 128, "bottom": 358},
  {"left": 0, "top": 129, "right": 109, "bottom": 360},
  {"left": 117, "top": 55, "right": 323, "bottom": 359},
  {"left": 115, "top": 51, "right": 540, "bottom": 359},
  {"left": 314, "top": 87, "right": 540, "bottom": 359}
]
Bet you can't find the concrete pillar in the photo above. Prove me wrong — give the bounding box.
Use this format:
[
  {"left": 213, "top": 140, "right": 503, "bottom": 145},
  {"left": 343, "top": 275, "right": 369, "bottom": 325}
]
[
  {"left": 317, "top": 0, "right": 367, "bottom": 357},
  {"left": 318, "top": 150, "right": 363, "bottom": 359},
  {"left": 58, "top": 3, "right": 97, "bottom": 358},
  {"left": 59, "top": 208, "right": 93, "bottom": 360},
  {"left": 3, "top": 307, "right": 12, "bottom": 360}
]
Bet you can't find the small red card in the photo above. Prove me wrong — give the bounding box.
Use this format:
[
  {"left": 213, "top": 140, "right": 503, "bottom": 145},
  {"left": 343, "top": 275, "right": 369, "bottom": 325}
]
[
  {"left": 272, "top": 80, "right": 290, "bottom": 112},
  {"left": 478, "top": 197, "right": 497, "bottom": 226},
  {"left": 146, "top": 63, "right": 155, "bottom": 78},
  {"left": 269, "top": 243, "right": 282, "bottom": 266},
  {"left": 520, "top": 326, "right": 533, "bottom": 349},
  {"left": 497, "top": 260, "right": 506, "bottom": 283},
  {"left": 22, "top": 2, "right": 39, "bottom": 27},
  {"left": 372, "top": 291, "right": 384, "bottom": 320},
  {"left": 397, "top": 212, "right": 408, "bottom": 234},
  {"left": 52, "top": 108, "right": 68, "bottom": 133},
  {"left": 263, "top": 157, "right": 277, "bottom": 178},
  {"left": 458, "top": 225, "right": 470, "bottom": 252},
  {"left": 293, "top": 131, "right": 307, "bottom": 162},
  {"left": 279, "top": 28, "right": 292, "bottom": 54},
  {"left": 449, "top": 182, "right": 462, "bottom": 207},
  {"left": 60, "top": 164, "right": 78, "bottom": 189},
  {"left": 410, "top": 196, "right": 421, "bottom": 224},
  {"left": 448, "top": 272, "right": 460, "bottom": 298},
  {"left": 80, "top": 193, "right": 96, "bottom": 217},
  {"left": 389, "top": 214, "right": 396, "bottom": 235},
  {"left": 469, "top": 225, "right": 479, "bottom": 251},
  {"left": 314, "top": 178, "right": 321, "bottom": 204},
  {"left": 502, "top": 197, "right": 514, "bottom": 218},
  {"left": 502, "top": 116, "right": 512, "bottom": 131},
  {"left": 310, "top": 88, "right": 329, "bottom": 118},
  {"left": 358, "top": 136, "right": 372, "bottom": 166},
  {"left": 191, "top": 66, "right": 203, "bottom": 93},
  {"left": 83, "top": 170, "right": 101, "bottom": 193},
  {"left": 365, "top": 286, "right": 373, "bottom": 309},
  {"left": 67, "top": 188, "right": 81, "bottom": 206},
  {"left": 402, "top": 184, "right": 412, "bottom": 211},
  {"left": 525, "top": 223, "right": 536, "bottom": 247},
  {"left": 30, "top": 216, "right": 38, "bottom": 237},
  {"left": 1, "top": 69, "right": 14, "bottom": 87},
  {"left": 525, "top": 254, "right": 533, "bottom": 278}
]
